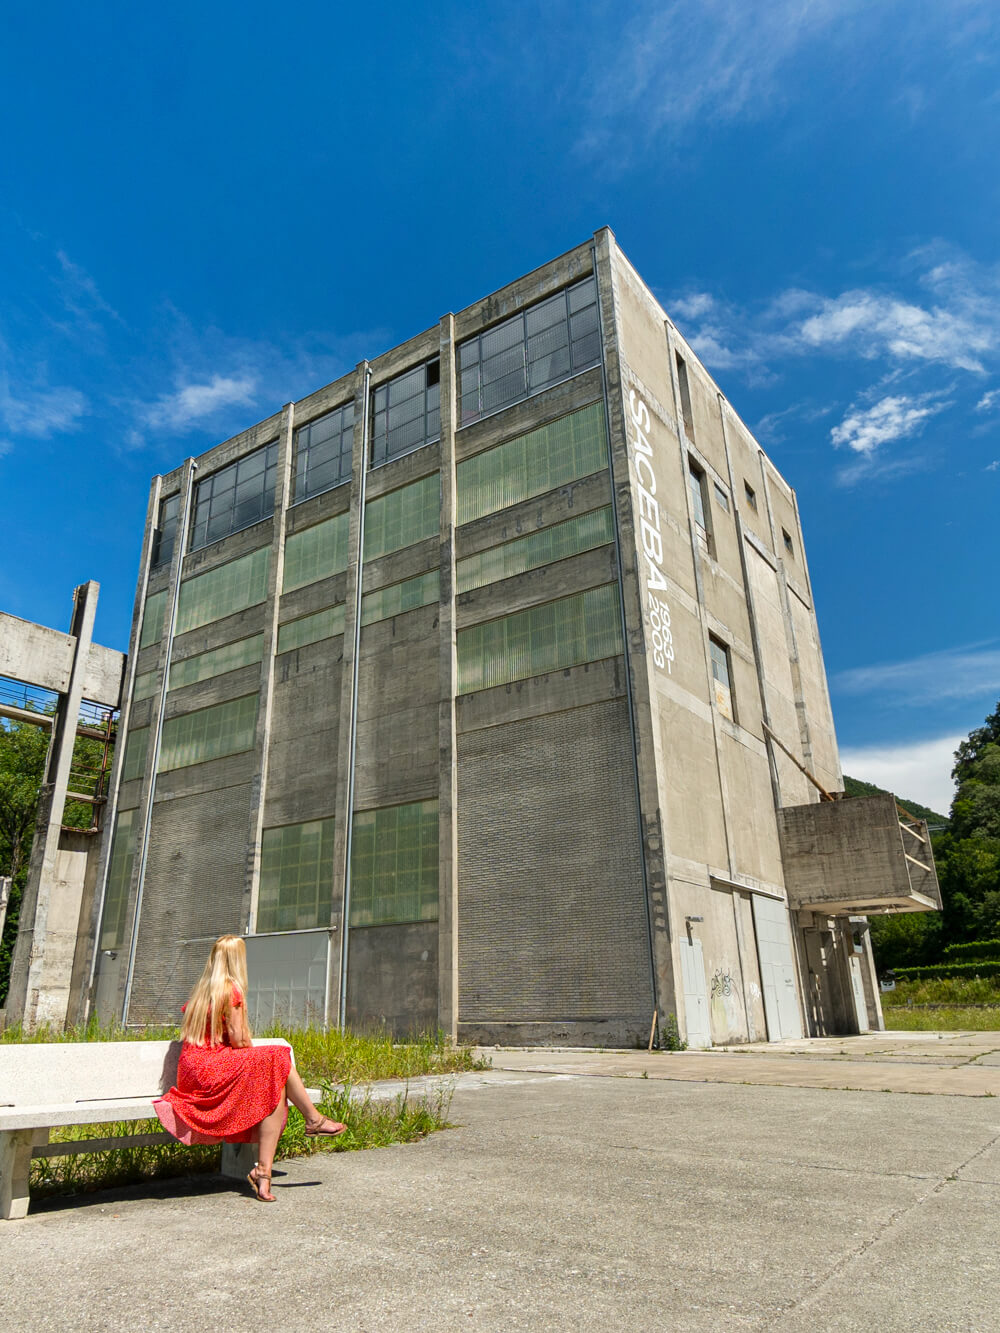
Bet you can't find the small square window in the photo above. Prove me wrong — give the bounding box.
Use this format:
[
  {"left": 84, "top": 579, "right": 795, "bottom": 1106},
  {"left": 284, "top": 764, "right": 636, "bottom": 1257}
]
[
  {"left": 713, "top": 482, "right": 729, "bottom": 512},
  {"left": 782, "top": 528, "right": 794, "bottom": 557},
  {"left": 744, "top": 481, "right": 758, "bottom": 511}
]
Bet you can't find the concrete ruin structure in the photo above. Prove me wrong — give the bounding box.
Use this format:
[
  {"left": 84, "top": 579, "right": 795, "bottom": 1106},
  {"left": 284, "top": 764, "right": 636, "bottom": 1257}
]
[
  {"left": 1, "top": 585, "right": 124, "bottom": 1029},
  {"left": 89, "top": 229, "right": 940, "bottom": 1046}
]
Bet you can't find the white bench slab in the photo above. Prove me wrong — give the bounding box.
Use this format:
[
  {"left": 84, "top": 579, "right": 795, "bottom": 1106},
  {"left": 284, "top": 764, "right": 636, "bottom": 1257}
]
[{"left": 0, "top": 1038, "right": 299, "bottom": 1219}]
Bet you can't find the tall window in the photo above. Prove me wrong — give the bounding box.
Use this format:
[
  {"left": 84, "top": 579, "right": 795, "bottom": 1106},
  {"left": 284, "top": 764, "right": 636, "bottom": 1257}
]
[
  {"left": 190, "top": 440, "right": 278, "bottom": 551},
  {"left": 138, "top": 589, "right": 167, "bottom": 651},
  {"left": 257, "top": 818, "right": 335, "bottom": 932},
  {"left": 709, "top": 636, "right": 735, "bottom": 722},
  {"left": 458, "top": 276, "right": 601, "bottom": 425},
  {"left": 349, "top": 800, "right": 439, "bottom": 927},
  {"left": 99, "top": 809, "right": 137, "bottom": 950},
  {"left": 457, "top": 583, "right": 623, "bottom": 694},
  {"left": 294, "top": 403, "right": 354, "bottom": 503},
  {"left": 151, "top": 494, "right": 180, "bottom": 568},
  {"left": 675, "top": 353, "right": 695, "bottom": 439},
  {"left": 121, "top": 727, "right": 150, "bottom": 783},
  {"left": 688, "top": 459, "right": 708, "bottom": 532},
  {"left": 175, "top": 548, "right": 270, "bottom": 635},
  {"left": 456, "top": 401, "right": 607, "bottom": 525},
  {"left": 371, "top": 361, "right": 440, "bottom": 467}
]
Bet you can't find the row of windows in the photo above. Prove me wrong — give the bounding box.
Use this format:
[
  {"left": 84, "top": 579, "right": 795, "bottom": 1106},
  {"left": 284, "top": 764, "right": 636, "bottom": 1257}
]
[
  {"left": 151, "top": 277, "right": 603, "bottom": 565},
  {"left": 255, "top": 800, "right": 439, "bottom": 933},
  {"left": 277, "top": 604, "right": 345, "bottom": 655},
  {"left": 688, "top": 457, "right": 797, "bottom": 562},
  {"left": 456, "top": 504, "right": 614, "bottom": 594},
  {"left": 158, "top": 693, "right": 258, "bottom": 772}
]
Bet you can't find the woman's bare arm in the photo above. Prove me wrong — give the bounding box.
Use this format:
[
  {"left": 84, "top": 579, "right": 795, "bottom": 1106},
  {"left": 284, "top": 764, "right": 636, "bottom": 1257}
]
[{"left": 226, "top": 1001, "right": 253, "bottom": 1048}]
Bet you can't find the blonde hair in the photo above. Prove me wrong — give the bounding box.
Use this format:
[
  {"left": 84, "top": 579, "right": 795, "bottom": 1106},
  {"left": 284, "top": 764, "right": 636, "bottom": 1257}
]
[{"left": 180, "top": 934, "right": 251, "bottom": 1047}]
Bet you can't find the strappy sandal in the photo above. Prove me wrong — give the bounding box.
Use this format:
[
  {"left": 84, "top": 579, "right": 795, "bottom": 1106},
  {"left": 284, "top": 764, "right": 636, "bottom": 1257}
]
[
  {"left": 304, "top": 1114, "right": 348, "bottom": 1138},
  {"left": 246, "top": 1163, "right": 276, "bottom": 1203}
]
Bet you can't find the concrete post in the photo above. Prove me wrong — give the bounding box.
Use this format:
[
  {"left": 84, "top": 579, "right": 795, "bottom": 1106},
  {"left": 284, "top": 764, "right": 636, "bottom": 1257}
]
[{"left": 6, "top": 582, "right": 100, "bottom": 1029}]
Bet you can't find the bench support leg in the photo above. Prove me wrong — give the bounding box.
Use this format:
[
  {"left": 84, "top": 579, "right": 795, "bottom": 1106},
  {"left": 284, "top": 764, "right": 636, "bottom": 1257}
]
[
  {"left": 1, "top": 1130, "right": 42, "bottom": 1221},
  {"left": 220, "top": 1141, "right": 258, "bottom": 1180}
]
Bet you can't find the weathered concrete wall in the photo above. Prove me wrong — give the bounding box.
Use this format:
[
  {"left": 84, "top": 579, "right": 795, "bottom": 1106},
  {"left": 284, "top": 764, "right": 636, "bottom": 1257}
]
[{"left": 346, "top": 921, "right": 438, "bottom": 1035}]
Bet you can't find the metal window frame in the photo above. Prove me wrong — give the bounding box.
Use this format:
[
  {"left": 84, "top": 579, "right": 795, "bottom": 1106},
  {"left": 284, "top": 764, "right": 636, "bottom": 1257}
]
[
  {"left": 189, "top": 439, "right": 280, "bottom": 552},
  {"left": 369, "top": 359, "right": 442, "bottom": 469}
]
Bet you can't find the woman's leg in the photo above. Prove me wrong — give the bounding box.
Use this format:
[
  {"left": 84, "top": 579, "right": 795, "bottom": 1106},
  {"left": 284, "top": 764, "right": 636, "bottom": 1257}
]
[
  {"left": 284, "top": 1065, "right": 346, "bottom": 1135},
  {"left": 251, "top": 1101, "right": 286, "bottom": 1201}
]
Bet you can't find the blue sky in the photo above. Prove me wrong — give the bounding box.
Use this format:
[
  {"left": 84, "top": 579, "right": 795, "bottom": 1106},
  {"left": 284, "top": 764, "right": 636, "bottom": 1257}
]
[{"left": 1, "top": 1, "right": 998, "bottom": 815}]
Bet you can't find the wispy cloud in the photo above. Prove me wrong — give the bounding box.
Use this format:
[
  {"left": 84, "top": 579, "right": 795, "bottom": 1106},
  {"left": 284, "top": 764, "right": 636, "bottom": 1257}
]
[
  {"left": 839, "top": 734, "right": 960, "bottom": 817},
  {"left": 53, "top": 250, "right": 123, "bottom": 331},
  {"left": 831, "top": 392, "right": 947, "bottom": 456},
  {"left": 986, "top": 459, "right": 1000, "bottom": 471},
  {"left": 832, "top": 641, "right": 1000, "bottom": 706},
  {"left": 0, "top": 375, "right": 88, "bottom": 438},
  {"left": 139, "top": 374, "right": 258, "bottom": 433},
  {"left": 976, "top": 388, "right": 1000, "bottom": 412}
]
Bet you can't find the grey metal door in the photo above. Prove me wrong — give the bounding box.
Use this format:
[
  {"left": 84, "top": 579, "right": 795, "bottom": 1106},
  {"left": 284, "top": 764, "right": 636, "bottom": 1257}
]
[
  {"left": 678, "top": 935, "right": 712, "bottom": 1049},
  {"left": 752, "top": 895, "right": 803, "bottom": 1041}
]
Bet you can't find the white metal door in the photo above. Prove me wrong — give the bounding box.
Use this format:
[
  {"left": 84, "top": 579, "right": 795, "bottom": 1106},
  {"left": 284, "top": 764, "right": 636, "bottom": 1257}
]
[
  {"left": 848, "top": 955, "right": 870, "bottom": 1033},
  {"left": 678, "top": 935, "right": 712, "bottom": 1049},
  {"left": 752, "top": 895, "right": 804, "bottom": 1041}
]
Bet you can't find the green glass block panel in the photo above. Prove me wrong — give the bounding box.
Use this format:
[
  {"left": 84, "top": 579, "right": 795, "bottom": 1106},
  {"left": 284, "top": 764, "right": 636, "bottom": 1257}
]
[
  {"left": 99, "top": 808, "right": 137, "bottom": 950},
  {"left": 364, "top": 474, "right": 439, "bottom": 560},
  {"left": 138, "top": 589, "right": 167, "bottom": 650},
  {"left": 283, "top": 511, "right": 350, "bottom": 593},
  {"left": 349, "top": 800, "right": 439, "bottom": 927},
  {"left": 360, "top": 571, "right": 439, "bottom": 626},
  {"left": 456, "top": 402, "right": 607, "bottom": 525},
  {"left": 158, "top": 694, "right": 259, "bottom": 772},
  {"left": 175, "top": 547, "right": 270, "bottom": 635},
  {"left": 456, "top": 583, "right": 623, "bottom": 695},
  {"left": 277, "top": 604, "right": 346, "bottom": 654},
  {"left": 121, "top": 727, "right": 150, "bottom": 783},
  {"left": 456, "top": 505, "right": 615, "bottom": 593},
  {"left": 168, "top": 634, "right": 264, "bottom": 691},
  {"left": 257, "top": 818, "right": 335, "bottom": 933},
  {"left": 132, "top": 669, "right": 159, "bottom": 702}
]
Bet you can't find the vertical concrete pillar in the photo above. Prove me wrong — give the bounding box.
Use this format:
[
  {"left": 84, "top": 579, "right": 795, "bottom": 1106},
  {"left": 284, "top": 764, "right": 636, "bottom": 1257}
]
[
  {"left": 6, "top": 582, "right": 100, "bottom": 1029},
  {"left": 437, "top": 313, "right": 459, "bottom": 1041},
  {"left": 242, "top": 403, "right": 295, "bottom": 933}
]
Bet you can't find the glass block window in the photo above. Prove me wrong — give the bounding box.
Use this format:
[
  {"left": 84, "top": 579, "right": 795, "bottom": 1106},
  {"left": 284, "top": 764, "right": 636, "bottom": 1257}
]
[
  {"left": 361, "top": 571, "right": 439, "bottom": 626},
  {"left": 121, "top": 727, "right": 150, "bottom": 783},
  {"left": 190, "top": 441, "right": 279, "bottom": 551},
  {"left": 371, "top": 360, "right": 440, "bottom": 467},
  {"left": 277, "top": 604, "right": 346, "bottom": 654},
  {"left": 457, "top": 583, "right": 623, "bottom": 694},
  {"left": 456, "top": 505, "right": 615, "bottom": 593},
  {"left": 709, "top": 636, "right": 735, "bottom": 722},
  {"left": 132, "top": 669, "right": 159, "bottom": 703},
  {"left": 257, "top": 818, "right": 335, "bottom": 933},
  {"left": 349, "top": 800, "right": 439, "bottom": 927},
  {"left": 283, "top": 512, "right": 350, "bottom": 593},
  {"left": 138, "top": 589, "right": 167, "bottom": 650},
  {"left": 364, "top": 474, "right": 439, "bottom": 560},
  {"left": 294, "top": 403, "right": 354, "bottom": 503},
  {"left": 456, "top": 401, "right": 607, "bottom": 526},
  {"left": 158, "top": 694, "right": 258, "bottom": 772},
  {"left": 99, "top": 809, "right": 137, "bottom": 950},
  {"left": 175, "top": 547, "right": 270, "bottom": 635},
  {"left": 151, "top": 493, "right": 180, "bottom": 568},
  {"left": 168, "top": 634, "right": 264, "bottom": 691},
  {"left": 458, "top": 277, "right": 600, "bottom": 425}
]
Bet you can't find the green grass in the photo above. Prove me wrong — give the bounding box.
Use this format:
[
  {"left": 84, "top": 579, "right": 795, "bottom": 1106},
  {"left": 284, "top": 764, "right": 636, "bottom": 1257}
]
[
  {"left": 882, "top": 976, "right": 1000, "bottom": 1007},
  {"left": 3, "top": 1021, "right": 484, "bottom": 1201},
  {"left": 882, "top": 1007, "right": 1000, "bottom": 1032}
]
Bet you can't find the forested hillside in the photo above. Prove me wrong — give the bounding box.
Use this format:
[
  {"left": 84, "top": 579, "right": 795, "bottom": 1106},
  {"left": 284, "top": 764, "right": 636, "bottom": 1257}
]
[{"left": 841, "top": 774, "right": 947, "bottom": 827}]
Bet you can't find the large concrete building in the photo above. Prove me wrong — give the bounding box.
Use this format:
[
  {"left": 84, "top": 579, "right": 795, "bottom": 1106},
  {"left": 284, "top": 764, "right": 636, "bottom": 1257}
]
[{"left": 88, "top": 230, "right": 940, "bottom": 1047}]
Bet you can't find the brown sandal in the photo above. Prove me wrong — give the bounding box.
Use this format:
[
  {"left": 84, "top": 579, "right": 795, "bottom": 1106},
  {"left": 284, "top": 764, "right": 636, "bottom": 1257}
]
[
  {"left": 304, "top": 1114, "right": 347, "bottom": 1138},
  {"left": 246, "top": 1163, "right": 276, "bottom": 1202}
]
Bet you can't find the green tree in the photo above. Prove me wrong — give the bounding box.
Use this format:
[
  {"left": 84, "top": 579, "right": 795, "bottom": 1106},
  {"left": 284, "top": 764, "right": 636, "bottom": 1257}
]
[{"left": 0, "top": 720, "right": 50, "bottom": 1005}]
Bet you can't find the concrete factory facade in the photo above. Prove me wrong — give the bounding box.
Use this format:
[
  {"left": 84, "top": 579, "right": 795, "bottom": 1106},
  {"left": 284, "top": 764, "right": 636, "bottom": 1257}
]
[{"left": 89, "top": 229, "right": 940, "bottom": 1047}]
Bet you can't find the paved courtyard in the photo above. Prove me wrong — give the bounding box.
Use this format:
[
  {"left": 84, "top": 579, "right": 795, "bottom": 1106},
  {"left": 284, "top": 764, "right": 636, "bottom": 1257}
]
[{"left": 2, "top": 1033, "right": 999, "bottom": 1331}]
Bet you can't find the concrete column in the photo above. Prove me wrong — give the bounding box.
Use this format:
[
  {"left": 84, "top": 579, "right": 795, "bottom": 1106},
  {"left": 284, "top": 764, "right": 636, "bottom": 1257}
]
[
  {"left": 330, "top": 362, "right": 371, "bottom": 1027},
  {"left": 242, "top": 403, "right": 295, "bottom": 932},
  {"left": 6, "top": 582, "right": 100, "bottom": 1029},
  {"left": 437, "top": 313, "right": 459, "bottom": 1041}
]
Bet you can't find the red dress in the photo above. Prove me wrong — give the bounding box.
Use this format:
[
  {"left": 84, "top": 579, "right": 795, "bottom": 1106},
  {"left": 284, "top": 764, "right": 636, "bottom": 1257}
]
[{"left": 154, "top": 985, "right": 291, "bottom": 1145}]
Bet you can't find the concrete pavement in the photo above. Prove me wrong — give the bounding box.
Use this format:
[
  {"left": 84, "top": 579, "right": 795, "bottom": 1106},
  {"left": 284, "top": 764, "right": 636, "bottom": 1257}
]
[{"left": 2, "top": 1036, "right": 999, "bottom": 1331}]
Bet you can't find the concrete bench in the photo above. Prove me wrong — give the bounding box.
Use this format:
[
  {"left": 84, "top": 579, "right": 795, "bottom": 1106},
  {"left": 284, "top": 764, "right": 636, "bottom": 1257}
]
[{"left": 0, "top": 1038, "right": 301, "bottom": 1219}]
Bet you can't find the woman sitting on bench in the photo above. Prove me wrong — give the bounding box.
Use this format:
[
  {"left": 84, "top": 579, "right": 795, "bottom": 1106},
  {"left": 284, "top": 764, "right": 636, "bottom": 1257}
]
[{"left": 154, "top": 934, "right": 345, "bottom": 1202}]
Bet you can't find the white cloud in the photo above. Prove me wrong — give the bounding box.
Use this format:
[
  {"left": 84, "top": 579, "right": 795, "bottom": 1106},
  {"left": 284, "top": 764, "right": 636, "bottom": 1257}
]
[
  {"left": 53, "top": 249, "right": 123, "bottom": 330},
  {"left": 139, "top": 375, "right": 258, "bottom": 433},
  {"left": 0, "top": 376, "right": 88, "bottom": 438},
  {"left": 795, "top": 289, "right": 991, "bottom": 372},
  {"left": 830, "top": 393, "right": 947, "bottom": 455},
  {"left": 832, "top": 641, "right": 1000, "bottom": 706},
  {"left": 839, "top": 734, "right": 960, "bottom": 818},
  {"left": 976, "top": 388, "right": 1000, "bottom": 412},
  {"left": 0, "top": 439, "right": 12, "bottom": 458},
  {"left": 986, "top": 459, "right": 1000, "bottom": 471}
]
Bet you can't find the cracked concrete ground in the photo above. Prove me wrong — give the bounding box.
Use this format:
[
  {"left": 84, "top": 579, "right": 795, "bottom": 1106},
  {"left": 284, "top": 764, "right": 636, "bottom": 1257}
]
[{"left": 2, "top": 1038, "right": 999, "bottom": 1331}]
